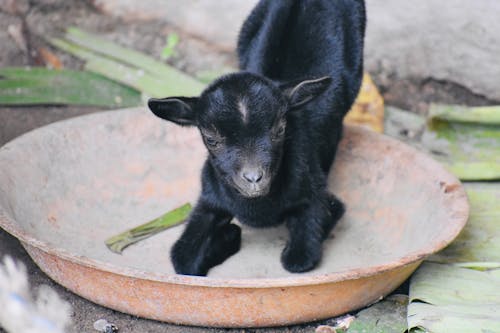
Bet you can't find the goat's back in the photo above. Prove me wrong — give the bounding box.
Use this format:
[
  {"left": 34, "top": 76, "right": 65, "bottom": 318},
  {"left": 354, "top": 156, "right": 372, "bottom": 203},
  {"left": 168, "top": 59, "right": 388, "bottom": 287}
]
[{"left": 238, "top": 0, "right": 365, "bottom": 118}]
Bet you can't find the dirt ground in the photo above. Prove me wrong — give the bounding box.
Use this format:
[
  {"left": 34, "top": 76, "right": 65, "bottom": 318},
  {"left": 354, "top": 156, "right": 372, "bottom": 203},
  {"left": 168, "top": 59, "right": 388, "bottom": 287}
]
[{"left": 0, "top": 1, "right": 498, "bottom": 333}]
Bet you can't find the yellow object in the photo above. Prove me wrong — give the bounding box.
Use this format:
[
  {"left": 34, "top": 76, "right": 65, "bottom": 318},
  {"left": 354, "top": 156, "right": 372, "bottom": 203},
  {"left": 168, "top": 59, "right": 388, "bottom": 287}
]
[{"left": 344, "top": 73, "right": 384, "bottom": 133}]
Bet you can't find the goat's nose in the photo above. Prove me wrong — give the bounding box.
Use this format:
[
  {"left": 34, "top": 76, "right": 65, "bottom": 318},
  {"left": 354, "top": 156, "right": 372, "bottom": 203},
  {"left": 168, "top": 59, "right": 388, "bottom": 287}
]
[{"left": 242, "top": 169, "right": 263, "bottom": 183}]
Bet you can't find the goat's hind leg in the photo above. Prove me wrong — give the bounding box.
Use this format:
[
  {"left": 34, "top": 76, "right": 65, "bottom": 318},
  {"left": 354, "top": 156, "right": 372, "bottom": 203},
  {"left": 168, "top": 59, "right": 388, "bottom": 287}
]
[{"left": 170, "top": 202, "right": 241, "bottom": 276}]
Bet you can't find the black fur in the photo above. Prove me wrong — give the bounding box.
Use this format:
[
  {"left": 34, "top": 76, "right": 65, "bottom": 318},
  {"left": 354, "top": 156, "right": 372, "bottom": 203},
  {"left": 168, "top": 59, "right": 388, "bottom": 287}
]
[{"left": 148, "top": 0, "right": 365, "bottom": 276}]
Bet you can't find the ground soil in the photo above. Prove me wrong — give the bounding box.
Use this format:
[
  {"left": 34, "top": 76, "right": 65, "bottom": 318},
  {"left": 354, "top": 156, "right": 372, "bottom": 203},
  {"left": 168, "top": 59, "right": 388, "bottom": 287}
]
[{"left": 0, "top": 1, "right": 498, "bottom": 333}]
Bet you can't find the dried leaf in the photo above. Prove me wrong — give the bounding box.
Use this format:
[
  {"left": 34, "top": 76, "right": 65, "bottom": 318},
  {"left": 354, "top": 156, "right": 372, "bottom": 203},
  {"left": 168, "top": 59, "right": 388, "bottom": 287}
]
[
  {"left": 334, "top": 315, "right": 356, "bottom": 330},
  {"left": 345, "top": 73, "right": 385, "bottom": 133},
  {"left": 37, "top": 47, "right": 63, "bottom": 69},
  {"left": 315, "top": 325, "right": 337, "bottom": 333}
]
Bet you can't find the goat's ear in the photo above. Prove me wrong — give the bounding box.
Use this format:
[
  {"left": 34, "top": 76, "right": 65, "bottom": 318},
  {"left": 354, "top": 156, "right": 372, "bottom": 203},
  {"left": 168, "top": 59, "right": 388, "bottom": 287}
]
[
  {"left": 281, "top": 76, "right": 332, "bottom": 109},
  {"left": 147, "top": 97, "right": 199, "bottom": 126}
]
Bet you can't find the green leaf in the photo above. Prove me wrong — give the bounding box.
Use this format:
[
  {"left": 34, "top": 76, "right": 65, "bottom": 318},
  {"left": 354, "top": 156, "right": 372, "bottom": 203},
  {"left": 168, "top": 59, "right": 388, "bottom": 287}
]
[
  {"left": 48, "top": 38, "right": 199, "bottom": 98},
  {"left": 409, "top": 263, "right": 500, "bottom": 306},
  {"left": 408, "top": 263, "right": 500, "bottom": 333},
  {"left": 422, "top": 114, "right": 500, "bottom": 181},
  {"left": 161, "top": 33, "right": 179, "bottom": 60},
  {"left": 429, "top": 104, "right": 500, "bottom": 125},
  {"left": 409, "top": 182, "right": 500, "bottom": 333},
  {"left": 385, "top": 105, "right": 500, "bottom": 181},
  {"left": 63, "top": 27, "right": 204, "bottom": 95},
  {"left": 105, "top": 203, "right": 192, "bottom": 254},
  {"left": 347, "top": 295, "right": 409, "bottom": 333},
  {"left": 48, "top": 37, "right": 99, "bottom": 62},
  {"left": 84, "top": 56, "right": 184, "bottom": 97},
  {"left": 452, "top": 262, "right": 500, "bottom": 271},
  {"left": 408, "top": 302, "right": 500, "bottom": 333},
  {"left": 0, "top": 67, "right": 141, "bottom": 107}
]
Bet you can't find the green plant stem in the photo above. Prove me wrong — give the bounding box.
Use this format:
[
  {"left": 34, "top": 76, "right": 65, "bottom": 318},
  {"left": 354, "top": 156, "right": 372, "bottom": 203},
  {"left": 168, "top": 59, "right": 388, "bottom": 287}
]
[{"left": 105, "top": 203, "right": 192, "bottom": 254}]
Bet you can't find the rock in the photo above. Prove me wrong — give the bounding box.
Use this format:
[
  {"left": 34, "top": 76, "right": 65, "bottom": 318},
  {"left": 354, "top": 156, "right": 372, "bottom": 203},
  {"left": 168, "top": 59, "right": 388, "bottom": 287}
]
[
  {"left": 93, "top": 319, "right": 119, "bottom": 333},
  {"left": 0, "top": 0, "right": 30, "bottom": 15},
  {"left": 364, "top": 0, "right": 500, "bottom": 101},
  {"left": 90, "top": 0, "right": 256, "bottom": 51}
]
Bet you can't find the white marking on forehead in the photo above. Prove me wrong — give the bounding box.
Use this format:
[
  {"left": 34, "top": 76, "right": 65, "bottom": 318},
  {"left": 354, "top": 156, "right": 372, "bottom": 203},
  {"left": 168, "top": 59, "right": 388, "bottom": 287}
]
[{"left": 238, "top": 99, "right": 249, "bottom": 123}]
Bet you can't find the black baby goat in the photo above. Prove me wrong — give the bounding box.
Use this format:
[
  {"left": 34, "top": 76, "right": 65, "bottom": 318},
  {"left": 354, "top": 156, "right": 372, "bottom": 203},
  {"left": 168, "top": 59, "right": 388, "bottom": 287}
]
[{"left": 148, "top": 0, "right": 366, "bottom": 276}]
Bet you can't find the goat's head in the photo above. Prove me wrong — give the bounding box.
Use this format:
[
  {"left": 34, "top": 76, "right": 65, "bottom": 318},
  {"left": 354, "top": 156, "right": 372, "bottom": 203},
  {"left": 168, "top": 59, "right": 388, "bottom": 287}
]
[{"left": 148, "top": 72, "right": 331, "bottom": 198}]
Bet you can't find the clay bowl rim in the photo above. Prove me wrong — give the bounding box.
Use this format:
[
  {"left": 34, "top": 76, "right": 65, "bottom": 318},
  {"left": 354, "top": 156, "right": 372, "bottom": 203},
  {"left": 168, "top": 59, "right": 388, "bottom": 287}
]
[{"left": 0, "top": 109, "right": 470, "bottom": 289}]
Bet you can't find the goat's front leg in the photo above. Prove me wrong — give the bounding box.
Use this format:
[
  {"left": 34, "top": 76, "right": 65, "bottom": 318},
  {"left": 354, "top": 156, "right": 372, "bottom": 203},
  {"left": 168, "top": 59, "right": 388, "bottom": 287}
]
[
  {"left": 281, "top": 194, "right": 344, "bottom": 273},
  {"left": 171, "top": 201, "right": 240, "bottom": 276}
]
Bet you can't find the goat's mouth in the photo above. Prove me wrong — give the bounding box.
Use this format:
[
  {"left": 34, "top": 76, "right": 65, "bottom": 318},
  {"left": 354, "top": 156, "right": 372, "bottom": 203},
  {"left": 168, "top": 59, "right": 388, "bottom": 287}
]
[
  {"left": 239, "top": 187, "right": 269, "bottom": 198},
  {"left": 232, "top": 179, "right": 271, "bottom": 198}
]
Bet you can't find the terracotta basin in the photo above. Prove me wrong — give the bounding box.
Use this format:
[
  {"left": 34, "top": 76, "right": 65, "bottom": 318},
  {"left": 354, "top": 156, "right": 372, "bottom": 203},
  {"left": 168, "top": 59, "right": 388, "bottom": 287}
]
[{"left": 0, "top": 107, "right": 468, "bottom": 327}]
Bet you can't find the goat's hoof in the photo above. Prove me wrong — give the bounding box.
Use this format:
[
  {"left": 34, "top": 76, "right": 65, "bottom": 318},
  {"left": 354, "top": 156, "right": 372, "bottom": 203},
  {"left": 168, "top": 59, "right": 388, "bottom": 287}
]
[
  {"left": 213, "top": 223, "right": 242, "bottom": 256},
  {"left": 204, "top": 223, "right": 242, "bottom": 269},
  {"left": 327, "top": 194, "right": 345, "bottom": 220},
  {"left": 281, "top": 244, "right": 321, "bottom": 273},
  {"left": 170, "top": 224, "right": 242, "bottom": 276},
  {"left": 170, "top": 241, "right": 208, "bottom": 276}
]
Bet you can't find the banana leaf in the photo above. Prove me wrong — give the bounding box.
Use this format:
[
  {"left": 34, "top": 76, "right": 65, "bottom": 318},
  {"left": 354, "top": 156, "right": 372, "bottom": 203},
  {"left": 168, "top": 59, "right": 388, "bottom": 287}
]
[
  {"left": 49, "top": 38, "right": 186, "bottom": 98},
  {"left": 429, "top": 104, "right": 500, "bottom": 125},
  {"left": 0, "top": 67, "right": 141, "bottom": 107},
  {"left": 49, "top": 28, "right": 204, "bottom": 97},
  {"left": 430, "top": 183, "right": 500, "bottom": 264},
  {"left": 408, "top": 262, "right": 500, "bottom": 333},
  {"left": 422, "top": 104, "right": 500, "bottom": 181},
  {"left": 409, "top": 182, "right": 500, "bottom": 333}
]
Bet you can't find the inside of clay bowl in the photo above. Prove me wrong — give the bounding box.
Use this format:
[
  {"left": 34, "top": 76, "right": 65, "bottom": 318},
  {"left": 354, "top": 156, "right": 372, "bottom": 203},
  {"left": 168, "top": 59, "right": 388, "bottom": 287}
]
[{"left": 0, "top": 108, "right": 467, "bottom": 280}]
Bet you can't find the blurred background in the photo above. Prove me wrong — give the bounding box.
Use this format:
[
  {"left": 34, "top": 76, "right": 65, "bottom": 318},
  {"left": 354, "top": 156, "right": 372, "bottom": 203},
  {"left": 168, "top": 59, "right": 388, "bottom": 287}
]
[{"left": 0, "top": 1, "right": 499, "bottom": 332}]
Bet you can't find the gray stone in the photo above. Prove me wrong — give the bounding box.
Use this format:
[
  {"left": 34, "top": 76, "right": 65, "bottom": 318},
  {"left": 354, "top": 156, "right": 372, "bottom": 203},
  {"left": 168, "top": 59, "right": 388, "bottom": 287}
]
[
  {"left": 90, "top": 0, "right": 256, "bottom": 51},
  {"left": 364, "top": 0, "right": 500, "bottom": 101}
]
